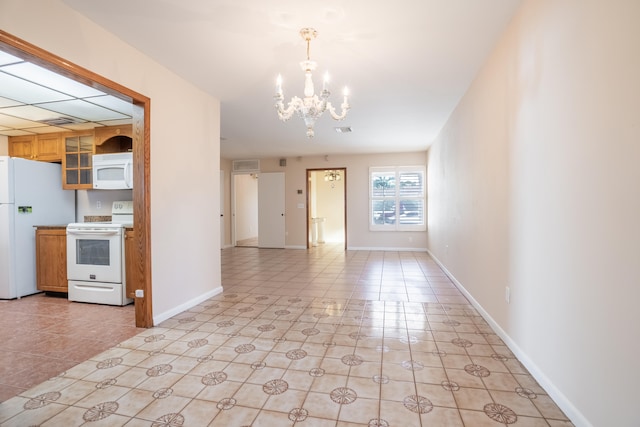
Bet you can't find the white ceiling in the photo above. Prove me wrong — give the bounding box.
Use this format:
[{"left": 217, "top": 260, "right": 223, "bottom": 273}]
[{"left": 53, "top": 0, "right": 522, "bottom": 159}]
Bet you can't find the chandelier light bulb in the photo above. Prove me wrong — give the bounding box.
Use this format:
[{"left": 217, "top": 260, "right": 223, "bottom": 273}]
[{"left": 273, "top": 27, "right": 350, "bottom": 138}]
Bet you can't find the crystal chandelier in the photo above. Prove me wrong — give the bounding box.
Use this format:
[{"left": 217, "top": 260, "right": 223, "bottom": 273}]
[
  {"left": 274, "top": 28, "right": 350, "bottom": 138},
  {"left": 324, "top": 170, "right": 342, "bottom": 182}
]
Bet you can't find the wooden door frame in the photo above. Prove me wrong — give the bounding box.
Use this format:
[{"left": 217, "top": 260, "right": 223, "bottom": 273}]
[
  {"left": 306, "top": 168, "right": 347, "bottom": 250},
  {"left": 0, "top": 30, "right": 153, "bottom": 328}
]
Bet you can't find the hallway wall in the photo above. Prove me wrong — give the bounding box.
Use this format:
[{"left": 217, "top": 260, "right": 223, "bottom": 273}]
[
  {"left": 427, "top": 1, "right": 640, "bottom": 426},
  {"left": 258, "top": 152, "right": 428, "bottom": 250}
]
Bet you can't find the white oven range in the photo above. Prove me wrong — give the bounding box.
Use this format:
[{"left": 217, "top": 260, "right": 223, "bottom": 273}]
[{"left": 66, "top": 201, "right": 133, "bottom": 306}]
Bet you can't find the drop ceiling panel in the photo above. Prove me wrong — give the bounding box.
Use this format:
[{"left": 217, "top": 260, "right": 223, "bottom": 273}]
[
  {"left": 85, "top": 95, "right": 133, "bottom": 116},
  {"left": 0, "top": 72, "right": 73, "bottom": 104},
  {"left": 60, "top": 122, "right": 105, "bottom": 131},
  {"left": 0, "top": 51, "right": 22, "bottom": 66},
  {"left": 0, "top": 112, "right": 43, "bottom": 129},
  {"left": 97, "top": 118, "right": 134, "bottom": 127},
  {"left": 2, "top": 62, "right": 107, "bottom": 98},
  {"left": 0, "top": 105, "right": 81, "bottom": 123},
  {"left": 0, "top": 48, "right": 133, "bottom": 136},
  {"left": 0, "top": 129, "right": 35, "bottom": 137},
  {"left": 0, "top": 96, "right": 23, "bottom": 108},
  {"left": 28, "top": 126, "right": 70, "bottom": 134},
  {"left": 36, "top": 99, "right": 129, "bottom": 122}
]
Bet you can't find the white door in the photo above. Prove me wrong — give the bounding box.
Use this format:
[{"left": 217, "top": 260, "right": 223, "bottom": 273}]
[
  {"left": 258, "top": 172, "right": 285, "bottom": 248},
  {"left": 220, "top": 170, "right": 224, "bottom": 248},
  {"left": 0, "top": 203, "right": 15, "bottom": 299}
]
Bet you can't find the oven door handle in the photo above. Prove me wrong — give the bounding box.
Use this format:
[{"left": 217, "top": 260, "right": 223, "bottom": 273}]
[{"left": 67, "top": 229, "right": 120, "bottom": 236}]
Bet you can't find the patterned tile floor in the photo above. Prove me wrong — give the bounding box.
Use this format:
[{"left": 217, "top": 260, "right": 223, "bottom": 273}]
[{"left": 0, "top": 245, "right": 574, "bottom": 426}]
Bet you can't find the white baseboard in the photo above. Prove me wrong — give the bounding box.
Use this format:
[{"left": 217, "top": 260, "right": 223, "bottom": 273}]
[
  {"left": 426, "top": 249, "right": 592, "bottom": 427},
  {"left": 347, "top": 246, "right": 428, "bottom": 252},
  {"left": 152, "top": 286, "right": 223, "bottom": 325},
  {"left": 228, "top": 245, "right": 428, "bottom": 251}
]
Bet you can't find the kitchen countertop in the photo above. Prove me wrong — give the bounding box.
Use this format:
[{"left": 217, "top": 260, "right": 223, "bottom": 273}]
[{"left": 34, "top": 224, "right": 134, "bottom": 230}]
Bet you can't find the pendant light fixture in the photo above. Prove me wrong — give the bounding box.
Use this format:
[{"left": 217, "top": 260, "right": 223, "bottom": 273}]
[{"left": 274, "top": 28, "right": 350, "bottom": 138}]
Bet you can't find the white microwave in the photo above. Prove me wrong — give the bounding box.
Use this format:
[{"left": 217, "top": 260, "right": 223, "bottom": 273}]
[{"left": 93, "top": 152, "right": 133, "bottom": 190}]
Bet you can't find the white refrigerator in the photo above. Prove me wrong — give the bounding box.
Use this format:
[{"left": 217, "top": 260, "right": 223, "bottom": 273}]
[{"left": 0, "top": 156, "right": 75, "bottom": 299}]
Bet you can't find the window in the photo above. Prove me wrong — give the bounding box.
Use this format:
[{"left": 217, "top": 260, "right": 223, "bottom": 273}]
[{"left": 370, "top": 166, "right": 426, "bottom": 231}]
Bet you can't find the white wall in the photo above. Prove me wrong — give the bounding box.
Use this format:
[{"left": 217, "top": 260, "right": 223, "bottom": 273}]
[
  {"left": 0, "top": 135, "right": 7, "bottom": 155},
  {"left": 76, "top": 189, "right": 132, "bottom": 222},
  {"left": 0, "top": 0, "right": 222, "bottom": 324},
  {"left": 427, "top": 1, "right": 640, "bottom": 426}
]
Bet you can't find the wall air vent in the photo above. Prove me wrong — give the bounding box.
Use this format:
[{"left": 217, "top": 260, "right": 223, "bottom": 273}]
[
  {"left": 39, "top": 117, "right": 80, "bottom": 126},
  {"left": 232, "top": 159, "right": 260, "bottom": 173}
]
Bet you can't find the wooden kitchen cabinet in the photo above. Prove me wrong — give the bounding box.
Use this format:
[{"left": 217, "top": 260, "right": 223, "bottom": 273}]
[
  {"left": 8, "top": 134, "right": 63, "bottom": 162},
  {"left": 62, "top": 133, "right": 94, "bottom": 190},
  {"left": 94, "top": 125, "right": 133, "bottom": 154},
  {"left": 34, "top": 133, "right": 63, "bottom": 162},
  {"left": 8, "top": 135, "right": 35, "bottom": 159},
  {"left": 125, "top": 228, "right": 139, "bottom": 299},
  {"left": 35, "top": 227, "right": 68, "bottom": 293}
]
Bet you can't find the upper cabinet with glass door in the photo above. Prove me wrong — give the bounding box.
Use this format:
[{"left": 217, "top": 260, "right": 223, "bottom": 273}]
[{"left": 63, "top": 134, "right": 94, "bottom": 190}]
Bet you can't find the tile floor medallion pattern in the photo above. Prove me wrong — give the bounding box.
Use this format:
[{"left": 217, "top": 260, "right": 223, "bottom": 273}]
[{"left": 0, "top": 245, "right": 574, "bottom": 426}]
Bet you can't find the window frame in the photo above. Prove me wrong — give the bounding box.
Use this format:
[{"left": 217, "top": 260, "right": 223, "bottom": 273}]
[{"left": 369, "top": 166, "right": 426, "bottom": 232}]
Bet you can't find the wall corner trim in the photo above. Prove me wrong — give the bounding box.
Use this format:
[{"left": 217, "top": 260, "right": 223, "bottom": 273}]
[{"left": 426, "top": 249, "right": 593, "bottom": 427}]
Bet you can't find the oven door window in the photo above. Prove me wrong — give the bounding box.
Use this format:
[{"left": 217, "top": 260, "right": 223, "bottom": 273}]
[{"left": 76, "top": 239, "right": 110, "bottom": 265}]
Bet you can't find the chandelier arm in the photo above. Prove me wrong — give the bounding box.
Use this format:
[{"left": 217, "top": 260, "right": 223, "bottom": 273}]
[
  {"left": 275, "top": 96, "right": 303, "bottom": 121},
  {"left": 326, "top": 101, "right": 350, "bottom": 121}
]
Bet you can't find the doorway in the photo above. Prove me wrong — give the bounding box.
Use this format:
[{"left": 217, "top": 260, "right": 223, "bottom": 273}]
[
  {"left": 0, "top": 30, "right": 153, "bottom": 328},
  {"left": 307, "top": 168, "right": 347, "bottom": 249},
  {"left": 220, "top": 170, "right": 225, "bottom": 248}
]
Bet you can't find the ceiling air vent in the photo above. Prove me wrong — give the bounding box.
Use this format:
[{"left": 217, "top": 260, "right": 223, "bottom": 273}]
[
  {"left": 334, "top": 126, "right": 352, "bottom": 133},
  {"left": 232, "top": 159, "right": 260, "bottom": 173},
  {"left": 39, "top": 117, "right": 80, "bottom": 126}
]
